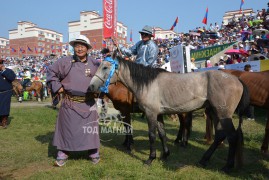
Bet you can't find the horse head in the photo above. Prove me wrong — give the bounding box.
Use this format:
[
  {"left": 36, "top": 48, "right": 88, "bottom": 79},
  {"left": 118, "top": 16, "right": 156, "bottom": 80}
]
[{"left": 88, "top": 56, "right": 120, "bottom": 93}]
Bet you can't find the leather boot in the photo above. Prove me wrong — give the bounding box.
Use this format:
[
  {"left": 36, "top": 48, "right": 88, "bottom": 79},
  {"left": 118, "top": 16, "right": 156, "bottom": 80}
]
[
  {"left": 0, "top": 116, "right": 2, "bottom": 126},
  {"left": 2, "top": 116, "right": 8, "bottom": 129}
]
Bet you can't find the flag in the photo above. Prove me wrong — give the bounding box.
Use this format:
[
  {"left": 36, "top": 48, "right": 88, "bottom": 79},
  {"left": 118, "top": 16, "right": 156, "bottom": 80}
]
[
  {"left": 102, "top": 39, "right": 106, "bottom": 47},
  {"left": 170, "top": 17, "right": 179, "bottom": 31},
  {"left": 130, "top": 29, "right": 133, "bottom": 42},
  {"left": 58, "top": 46, "right": 61, "bottom": 52},
  {"left": 27, "top": 46, "right": 32, "bottom": 52},
  {"left": 202, "top": 7, "right": 208, "bottom": 25},
  {"left": 51, "top": 45, "right": 54, "bottom": 49},
  {"left": 240, "top": 0, "right": 244, "bottom": 13},
  {"left": 20, "top": 47, "right": 25, "bottom": 53},
  {"left": 93, "top": 39, "right": 97, "bottom": 49},
  {"left": 11, "top": 47, "right": 16, "bottom": 52},
  {"left": 35, "top": 47, "right": 38, "bottom": 53},
  {"left": 40, "top": 47, "right": 44, "bottom": 53}
]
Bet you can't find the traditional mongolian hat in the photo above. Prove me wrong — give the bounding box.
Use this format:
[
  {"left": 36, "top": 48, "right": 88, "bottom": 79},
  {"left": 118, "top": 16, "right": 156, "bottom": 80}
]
[{"left": 69, "top": 35, "right": 92, "bottom": 49}]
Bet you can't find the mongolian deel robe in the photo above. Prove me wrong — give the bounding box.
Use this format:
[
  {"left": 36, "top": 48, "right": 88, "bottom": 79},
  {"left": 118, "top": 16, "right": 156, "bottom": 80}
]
[
  {"left": 0, "top": 68, "right": 16, "bottom": 116},
  {"left": 46, "top": 56, "right": 100, "bottom": 151}
]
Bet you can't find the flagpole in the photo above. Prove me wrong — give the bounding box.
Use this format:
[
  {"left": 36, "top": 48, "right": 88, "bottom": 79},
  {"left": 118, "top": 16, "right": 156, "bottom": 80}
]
[{"left": 177, "top": 18, "right": 179, "bottom": 36}]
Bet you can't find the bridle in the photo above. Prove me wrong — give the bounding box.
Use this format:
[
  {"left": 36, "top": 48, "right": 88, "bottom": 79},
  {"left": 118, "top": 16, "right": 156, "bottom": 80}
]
[{"left": 93, "top": 58, "right": 120, "bottom": 93}]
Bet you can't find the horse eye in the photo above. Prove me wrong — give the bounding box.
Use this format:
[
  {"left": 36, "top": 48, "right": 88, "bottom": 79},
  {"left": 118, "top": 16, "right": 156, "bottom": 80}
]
[{"left": 103, "top": 66, "right": 108, "bottom": 70}]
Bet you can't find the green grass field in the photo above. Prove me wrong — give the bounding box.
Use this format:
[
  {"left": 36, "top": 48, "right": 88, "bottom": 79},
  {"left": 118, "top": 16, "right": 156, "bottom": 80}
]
[{"left": 0, "top": 104, "right": 268, "bottom": 179}]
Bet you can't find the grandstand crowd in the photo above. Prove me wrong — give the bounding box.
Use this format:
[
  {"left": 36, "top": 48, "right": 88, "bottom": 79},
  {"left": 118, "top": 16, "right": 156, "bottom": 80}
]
[{"left": 1, "top": 3, "right": 269, "bottom": 80}]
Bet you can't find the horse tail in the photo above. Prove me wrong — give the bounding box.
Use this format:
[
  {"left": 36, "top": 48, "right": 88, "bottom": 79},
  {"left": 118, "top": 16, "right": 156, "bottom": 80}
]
[{"left": 235, "top": 79, "right": 250, "bottom": 168}]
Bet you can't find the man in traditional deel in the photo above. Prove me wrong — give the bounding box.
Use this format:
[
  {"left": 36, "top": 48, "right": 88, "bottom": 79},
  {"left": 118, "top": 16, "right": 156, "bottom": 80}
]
[{"left": 46, "top": 35, "right": 101, "bottom": 166}]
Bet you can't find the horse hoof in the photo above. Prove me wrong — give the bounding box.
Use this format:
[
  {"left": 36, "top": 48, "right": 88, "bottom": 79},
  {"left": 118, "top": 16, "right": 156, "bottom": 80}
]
[
  {"left": 174, "top": 140, "right": 180, "bottom": 145},
  {"left": 144, "top": 159, "right": 153, "bottom": 166},
  {"left": 218, "top": 142, "right": 225, "bottom": 148},
  {"left": 198, "top": 160, "right": 208, "bottom": 168},
  {"left": 221, "top": 166, "right": 232, "bottom": 174},
  {"left": 144, "top": 157, "right": 155, "bottom": 166},
  {"left": 161, "top": 150, "right": 170, "bottom": 161},
  {"left": 180, "top": 141, "right": 188, "bottom": 147},
  {"left": 261, "top": 150, "right": 269, "bottom": 157}
]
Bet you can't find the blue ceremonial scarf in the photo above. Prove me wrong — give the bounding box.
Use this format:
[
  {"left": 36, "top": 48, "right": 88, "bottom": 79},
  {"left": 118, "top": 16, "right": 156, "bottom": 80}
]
[{"left": 99, "top": 56, "right": 118, "bottom": 93}]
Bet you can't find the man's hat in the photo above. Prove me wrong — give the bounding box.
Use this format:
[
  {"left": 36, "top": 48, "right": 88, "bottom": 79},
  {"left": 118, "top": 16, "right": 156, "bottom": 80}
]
[
  {"left": 139, "top": 25, "right": 154, "bottom": 37},
  {"left": 69, "top": 35, "right": 92, "bottom": 49}
]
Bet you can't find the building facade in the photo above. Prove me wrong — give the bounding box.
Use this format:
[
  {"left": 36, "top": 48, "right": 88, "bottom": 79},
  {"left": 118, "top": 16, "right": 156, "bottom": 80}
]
[
  {"left": 223, "top": 9, "right": 254, "bottom": 25},
  {"left": 68, "top": 11, "right": 127, "bottom": 51},
  {"left": 153, "top": 27, "right": 178, "bottom": 40},
  {"left": 9, "top": 21, "right": 63, "bottom": 58},
  {"left": 0, "top": 37, "right": 10, "bottom": 59}
]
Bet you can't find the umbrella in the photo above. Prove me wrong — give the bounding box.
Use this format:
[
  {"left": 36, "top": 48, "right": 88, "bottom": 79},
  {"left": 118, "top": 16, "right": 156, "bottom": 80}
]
[
  {"left": 224, "top": 49, "right": 249, "bottom": 57},
  {"left": 252, "top": 19, "right": 263, "bottom": 26},
  {"left": 253, "top": 29, "right": 269, "bottom": 36},
  {"left": 197, "top": 29, "right": 204, "bottom": 33}
]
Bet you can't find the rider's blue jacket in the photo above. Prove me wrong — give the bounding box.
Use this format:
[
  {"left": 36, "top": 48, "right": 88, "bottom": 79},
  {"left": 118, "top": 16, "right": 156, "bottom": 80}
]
[{"left": 119, "top": 40, "right": 159, "bottom": 67}]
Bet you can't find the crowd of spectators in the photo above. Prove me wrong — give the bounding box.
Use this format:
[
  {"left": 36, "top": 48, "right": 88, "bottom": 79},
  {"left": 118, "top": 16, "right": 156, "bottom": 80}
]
[
  {"left": 2, "top": 3, "right": 269, "bottom": 78},
  {"left": 154, "top": 3, "right": 269, "bottom": 68}
]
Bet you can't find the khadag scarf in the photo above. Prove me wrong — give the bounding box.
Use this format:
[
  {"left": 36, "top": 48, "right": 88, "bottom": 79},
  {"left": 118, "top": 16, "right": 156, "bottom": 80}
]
[{"left": 99, "top": 57, "right": 118, "bottom": 93}]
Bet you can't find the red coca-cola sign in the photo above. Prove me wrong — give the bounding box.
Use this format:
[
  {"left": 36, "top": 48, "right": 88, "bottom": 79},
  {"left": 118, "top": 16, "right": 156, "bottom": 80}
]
[{"left": 103, "top": 0, "right": 116, "bottom": 39}]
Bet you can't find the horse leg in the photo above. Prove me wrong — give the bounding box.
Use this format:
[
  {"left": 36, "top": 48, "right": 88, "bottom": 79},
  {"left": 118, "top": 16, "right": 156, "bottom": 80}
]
[
  {"left": 144, "top": 112, "right": 157, "bottom": 165},
  {"left": 261, "top": 112, "right": 269, "bottom": 154},
  {"left": 174, "top": 112, "right": 193, "bottom": 147},
  {"left": 199, "top": 128, "right": 226, "bottom": 167},
  {"left": 157, "top": 115, "right": 170, "bottom": 160},
  {"left": 35, "top": 90, "right": 41, "bottom": 102},
  {"left": 174, "top": 113, "right": 184, "bottom": 145},
  {"left": 199, "top": 109, "right": 226, "bottom": 167},
  {"left": 122, "top": 112, "right": 133, "bottom": 151},
  {"left": 219, "top": 118, "right": 241, "bottom": 173},
  {"left": 185, "top": 112, "right": 193, "bottom": 144},
  {"left": 204, "top": 108, "right": 213, "bottom": 144}
]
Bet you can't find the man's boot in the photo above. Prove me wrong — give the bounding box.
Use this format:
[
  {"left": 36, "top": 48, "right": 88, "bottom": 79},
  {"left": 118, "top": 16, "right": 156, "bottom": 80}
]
[
  {"left": 2, "top": 116, "right": 8, "bottom": 129},
  {"left": 0, "top": 116, "right": 2, "bottom": 126}
]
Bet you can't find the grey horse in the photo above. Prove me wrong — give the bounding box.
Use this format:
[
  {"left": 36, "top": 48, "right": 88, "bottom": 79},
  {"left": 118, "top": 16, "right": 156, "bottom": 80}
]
[{"left": 88, "top": 56, "right": 249, "bottom": 173}]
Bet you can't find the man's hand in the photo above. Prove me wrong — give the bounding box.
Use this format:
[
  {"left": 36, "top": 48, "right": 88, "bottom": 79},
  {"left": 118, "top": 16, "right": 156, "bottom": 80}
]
[{"left": 58, "top": 87, "right": 64, "bottom": 93}]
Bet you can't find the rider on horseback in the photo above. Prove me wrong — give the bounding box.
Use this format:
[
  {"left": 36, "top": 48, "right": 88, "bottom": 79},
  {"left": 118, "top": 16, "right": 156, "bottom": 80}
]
[{"left": 22, "top": 67, "right": 31, "bottom": 91}]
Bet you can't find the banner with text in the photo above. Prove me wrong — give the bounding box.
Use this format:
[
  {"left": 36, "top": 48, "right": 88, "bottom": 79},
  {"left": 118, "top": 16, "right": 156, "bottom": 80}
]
[
  {"left": 103, "top": 0, "right": 117, "bottom": 39},
  {"left": 190, "top": 42, "right": 235, "bottom": 61},
  {"left": 195, "top": 60, "right": 269, "bottom": 72}
]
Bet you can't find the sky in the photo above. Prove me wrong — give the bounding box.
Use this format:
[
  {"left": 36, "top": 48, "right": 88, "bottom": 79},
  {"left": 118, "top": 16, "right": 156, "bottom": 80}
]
[{"left": 0, "top": 0, "right": 266, "bottom": 43}]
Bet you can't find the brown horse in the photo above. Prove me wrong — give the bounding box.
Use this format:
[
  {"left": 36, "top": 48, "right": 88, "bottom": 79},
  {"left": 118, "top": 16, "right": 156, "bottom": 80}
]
[
  {"left": 205, "top": 69, "right": 269, "bottom": 154},
  {"left": 12, "top": 79, "right": 44, "bottom": 102}
]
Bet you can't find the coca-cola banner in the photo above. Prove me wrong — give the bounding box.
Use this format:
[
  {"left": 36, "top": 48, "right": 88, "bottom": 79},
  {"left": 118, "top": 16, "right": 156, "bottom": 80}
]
[{"left": 103, "top": 0, "right": 117, "bottom": 39}]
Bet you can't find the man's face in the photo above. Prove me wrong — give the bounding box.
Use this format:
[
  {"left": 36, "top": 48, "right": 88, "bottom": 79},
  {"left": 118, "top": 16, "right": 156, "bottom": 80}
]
[
  {"left": 74, "top": 42, "right": 88, "bottom": 58},
  {"left": 140, "top": 33, "right": 151, "bottom": 42}
]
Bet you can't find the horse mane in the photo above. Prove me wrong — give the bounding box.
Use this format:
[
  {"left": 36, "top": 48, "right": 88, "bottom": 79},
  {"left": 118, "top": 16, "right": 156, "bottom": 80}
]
[{"left": 114, "top": 52, "right": 166, "bottom": 92}]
